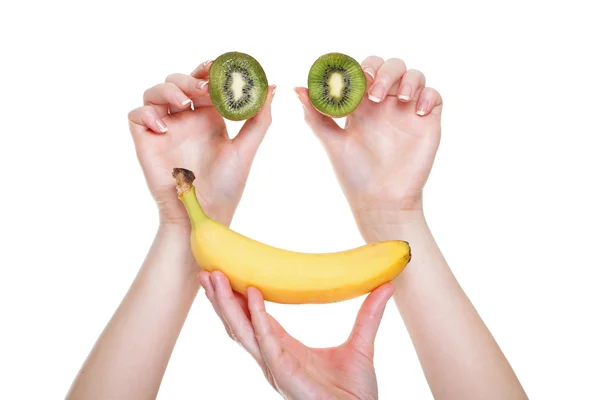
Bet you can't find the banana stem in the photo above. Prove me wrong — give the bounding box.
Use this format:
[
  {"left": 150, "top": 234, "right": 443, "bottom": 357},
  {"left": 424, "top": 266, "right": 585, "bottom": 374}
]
[{"left": 172, "top": 168, "right": 207, "bottom": 225}]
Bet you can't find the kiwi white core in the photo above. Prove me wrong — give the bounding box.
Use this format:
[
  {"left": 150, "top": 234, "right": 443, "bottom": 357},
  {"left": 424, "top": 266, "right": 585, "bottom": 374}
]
[
  {"left": 328, "top": 72, "right": 344, "bottom": 99},
  {"left": 231, "top": 72, "right": 246, "bottom": 101}
]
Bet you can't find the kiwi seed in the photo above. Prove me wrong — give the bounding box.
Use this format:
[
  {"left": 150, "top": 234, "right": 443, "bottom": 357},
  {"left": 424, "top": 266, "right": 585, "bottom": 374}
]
[
  {"left": 307, "top": 52, "right": 367, "bottom": 118},
  {"left": 209, "top": 51, "right": 269, "bottom": 121}
]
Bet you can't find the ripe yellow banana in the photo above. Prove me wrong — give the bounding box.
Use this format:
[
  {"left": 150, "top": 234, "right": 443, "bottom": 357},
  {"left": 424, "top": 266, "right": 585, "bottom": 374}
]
[{"left": 173, "top": 168, "right": 411, "bottom": 304}]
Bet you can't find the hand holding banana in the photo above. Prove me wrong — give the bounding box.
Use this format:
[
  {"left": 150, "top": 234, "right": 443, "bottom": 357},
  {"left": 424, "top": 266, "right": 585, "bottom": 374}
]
[
  {"left": 68, "top": 50, "right": 527, "bottom": 400},
  {"left": 172, "top": 167, "right": 411, "bottom": 304},
  {"left": 166, "top": 51, "right": 418, "bottom": 304}
]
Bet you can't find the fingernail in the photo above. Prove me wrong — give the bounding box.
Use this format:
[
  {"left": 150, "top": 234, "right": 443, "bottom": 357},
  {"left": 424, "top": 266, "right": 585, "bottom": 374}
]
[
  {"left": 417, "top": 100, "right": 429, "bottom": 116},
  {"left": 197, "top": 79, "right": 208, "bottom": 90},
  {"left": 156, "top": 119, "right": 168, "bottom": 132},
  {"left": 272, "top": 86, "right": 277, "bottom": 96},
  {"left": 368, "top": 83, "right": 385, "bottom": 103},
  {"left": 176, "top": 92, "right": 191, "bottom": 106},
  {"left": 192, "top": 60, "right": 213, "bottom": 76},
  {"left": 363, "top": 67, "right": 375, "bottom": 79},
  {"left": 398, "top": 85, "right": 411, "bottom": 101}
]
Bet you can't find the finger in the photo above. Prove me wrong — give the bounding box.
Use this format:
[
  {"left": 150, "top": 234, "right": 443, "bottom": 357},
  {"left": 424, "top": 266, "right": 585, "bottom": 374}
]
[
  {"left": 247, "top": 287, "right": 283, "bottom": 365},
  {"left": 268, "top": 315, "right": 304, "bottom": 354},
  {"left": 143, "top": 82, "right": 192, "bottom": 116},
  {"left": 361, "top": 55, "right": 385, "bottom": 88},
  {"left": 199, "top": 271, "right": 215, "bottom": 299},
  {"left": 211, "top": 271, "right": 264, "bottom": 364},
  {"left": 268, "top": 315, "right": 288, "bottom": 338},
  {"left": 416, "top": 87, "right": 443, "bottom": 117},
  {"left": 293, "top": 87, "right": 344, "bottom": 148},
  {"left": 191, "top": 59, "right": 213, "bottom": 79},
  {"left": 248, "top": 291, "right": 315, "bottom": 399},
  {"left": 128, "top": 105, "right": 168, "bottom": 134},
  {"left": 198, "top": 271, "right": 235, "bottom": 340},
  {"left": 368, "top": 58, "right": 407, "bottom": 103},
  {"left": 348, "top": 282, "right": 395, "bottom": 356},
  {"left": 233, "top": 85, "right": 277, "bottom": 163},
  {"left": 165, "top": 73, "right": 210, "bottom": 104},
  {"left": 397, "top": 69, "right": 426, "bottom": 103}
]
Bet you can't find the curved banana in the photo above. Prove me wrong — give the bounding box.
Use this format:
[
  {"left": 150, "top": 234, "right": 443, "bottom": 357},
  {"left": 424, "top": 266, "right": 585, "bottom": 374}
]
[{"left": 173, "top": 168, "right": 411, "bottom": 304}]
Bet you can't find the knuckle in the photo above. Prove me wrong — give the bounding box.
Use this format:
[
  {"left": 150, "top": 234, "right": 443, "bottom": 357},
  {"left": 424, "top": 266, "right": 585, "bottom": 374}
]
[
  {"left": 142, "top": 84, "right": 162, "bottom": 102},
  {"left": 141, "top": 106, "right": 154, "bottom": 118},
  {"left": 424, "top": 86, "right": 438, "bottom": 96},
  {"left": 362, "top": 55, "right": 384, "bottom": 65},
  {"left": 164, "top": 73, "right": 179, "bottom": 83},
  {"left": 163, "top": 82, "right": 178, "bottom": 93},
  {"left": 408, "top": 68, "right": 425, "bottom": 79},
  {"left": 127, "top": 108, "right": 138, "bottom": 120},
  {"left": 142, "top": 87, "right": 153, "bottom": 100},
  {"left": 387, "top": 57, "right": 406, "bottom": 68}
]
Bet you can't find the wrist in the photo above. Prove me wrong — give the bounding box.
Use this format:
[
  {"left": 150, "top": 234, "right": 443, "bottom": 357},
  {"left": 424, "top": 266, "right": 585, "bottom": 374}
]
[
  {"left": 154, "top": 223, "right": 199, "bottom": 278},
  {"left": 354, "top": 202, "right": 427, "bottom": 243},
  {"left": 157, "top": 219, "right": 192, "bottom": 236},
  {"left": 158, "top": 207, "right": 233, "bottom": 230}
]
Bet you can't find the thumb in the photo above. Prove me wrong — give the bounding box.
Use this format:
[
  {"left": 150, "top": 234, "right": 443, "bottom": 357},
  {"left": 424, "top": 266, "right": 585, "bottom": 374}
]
[
  {"left": 233, "top": 84, "right": 277, "bottom": 163},
  {"left": 348, "top": 283, "right": 395, "bottom": 356},
  {"left": 294, "top": 87, "right": 344, "bottom": 144}
]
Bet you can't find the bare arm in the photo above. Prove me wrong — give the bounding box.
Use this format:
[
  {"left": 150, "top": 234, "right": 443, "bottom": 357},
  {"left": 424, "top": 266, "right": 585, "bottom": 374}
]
[
  {"left": 66, "top": 57, "right": 275, "bottom": 399},
  {"left": 361, "top": 210, "right": 528, "bottom": 399},
  {"left": 66, "top": 225, "right": 199, "bottom": 399},
  {"left": 294, "top": 51, "right": 528, "bottom": 399}
]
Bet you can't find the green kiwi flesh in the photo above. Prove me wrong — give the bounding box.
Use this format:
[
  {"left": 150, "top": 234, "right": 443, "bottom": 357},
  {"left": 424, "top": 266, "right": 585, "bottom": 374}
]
[
  {"left": 307, "top": 53, "right": 366, "bottom": 118},
  {"left": 209, "top": 52, "right": 268, "bottom": 121}
]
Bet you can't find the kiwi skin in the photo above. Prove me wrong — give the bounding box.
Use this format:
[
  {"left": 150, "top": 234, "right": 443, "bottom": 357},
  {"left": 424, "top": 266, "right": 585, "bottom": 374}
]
[
  {"left": 307, "top": 53, "right": 367, "bottom": 118},
  {"left": 209, "top": 51, "right": 269, "bottom": 121}
]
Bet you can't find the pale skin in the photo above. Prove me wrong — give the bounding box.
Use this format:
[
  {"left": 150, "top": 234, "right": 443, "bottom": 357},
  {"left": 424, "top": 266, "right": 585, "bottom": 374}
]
[
  {"left": 203, "top": 56, "right": 528, "bottom": 399},
  {"left": 66, "top": 55, "right": 528, "bottom": 400},
  {"left": 65, "top": 60, "right": 276, "bottom": 399}
]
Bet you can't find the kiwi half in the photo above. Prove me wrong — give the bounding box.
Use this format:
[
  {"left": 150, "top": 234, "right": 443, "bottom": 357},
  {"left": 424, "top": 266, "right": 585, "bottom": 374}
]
[
  {"left": 209, "top": 52, "right": 268, "bottom": 121},
  {"left": 307, "top": 53, "right": 367, "bottom": 118}
]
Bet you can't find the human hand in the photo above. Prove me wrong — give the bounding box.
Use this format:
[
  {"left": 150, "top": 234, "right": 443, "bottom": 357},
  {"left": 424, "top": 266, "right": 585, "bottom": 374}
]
[
  {"left": 199, "top": 271, "right": 394, "bottom": 400},
  {"left": 128, "top": 60, "right": 276, "bottom": 228},
  {"left": 294, "top": 56, "right": 442, "bottom": 239}
]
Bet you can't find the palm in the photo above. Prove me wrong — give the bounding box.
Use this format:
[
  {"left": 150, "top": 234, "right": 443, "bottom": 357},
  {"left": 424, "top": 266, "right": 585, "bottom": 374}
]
[
  {"left": 335, "top": 97, "right": 442, "bottom": 209},
  {"left": 128, "top": 63, "right": 274, "bottom": 226},
  {"left": 133, "top": 107, "right": 246, "bottom": 224},
  {"left": 199, "top": 272, "right": 393, "bottom": 400},
  {"left": 273, "top": 337, "right": 378, "bottom": 400},
  {"left": 295, "top": 56, "right": 443, "bottom": 213}
]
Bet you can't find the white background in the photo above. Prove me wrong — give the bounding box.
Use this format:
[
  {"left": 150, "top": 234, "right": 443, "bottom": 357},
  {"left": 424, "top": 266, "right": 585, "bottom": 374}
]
[{"left": 1, "top": 0, "right": 599, "bottom": 399}]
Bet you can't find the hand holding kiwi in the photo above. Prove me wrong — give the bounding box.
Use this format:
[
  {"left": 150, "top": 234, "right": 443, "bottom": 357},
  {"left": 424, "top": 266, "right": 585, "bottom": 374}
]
[
  {"left": 306, "top": 52, "right": 367, "bottom": 117},
  {"left": 208, "top": 51, "right": 366, "bottom": 121},
  {"left": 208, "top": 52, "right": 270, "bottom": 121}
]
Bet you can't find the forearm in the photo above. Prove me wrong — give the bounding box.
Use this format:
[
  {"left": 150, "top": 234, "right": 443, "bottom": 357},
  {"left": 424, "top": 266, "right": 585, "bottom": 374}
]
[
  {"left": 66, "top": 224, "right": 200, "bottom": 400},
  {"left": 360, "top": 210, "right": 527, "bottom": 399}
]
